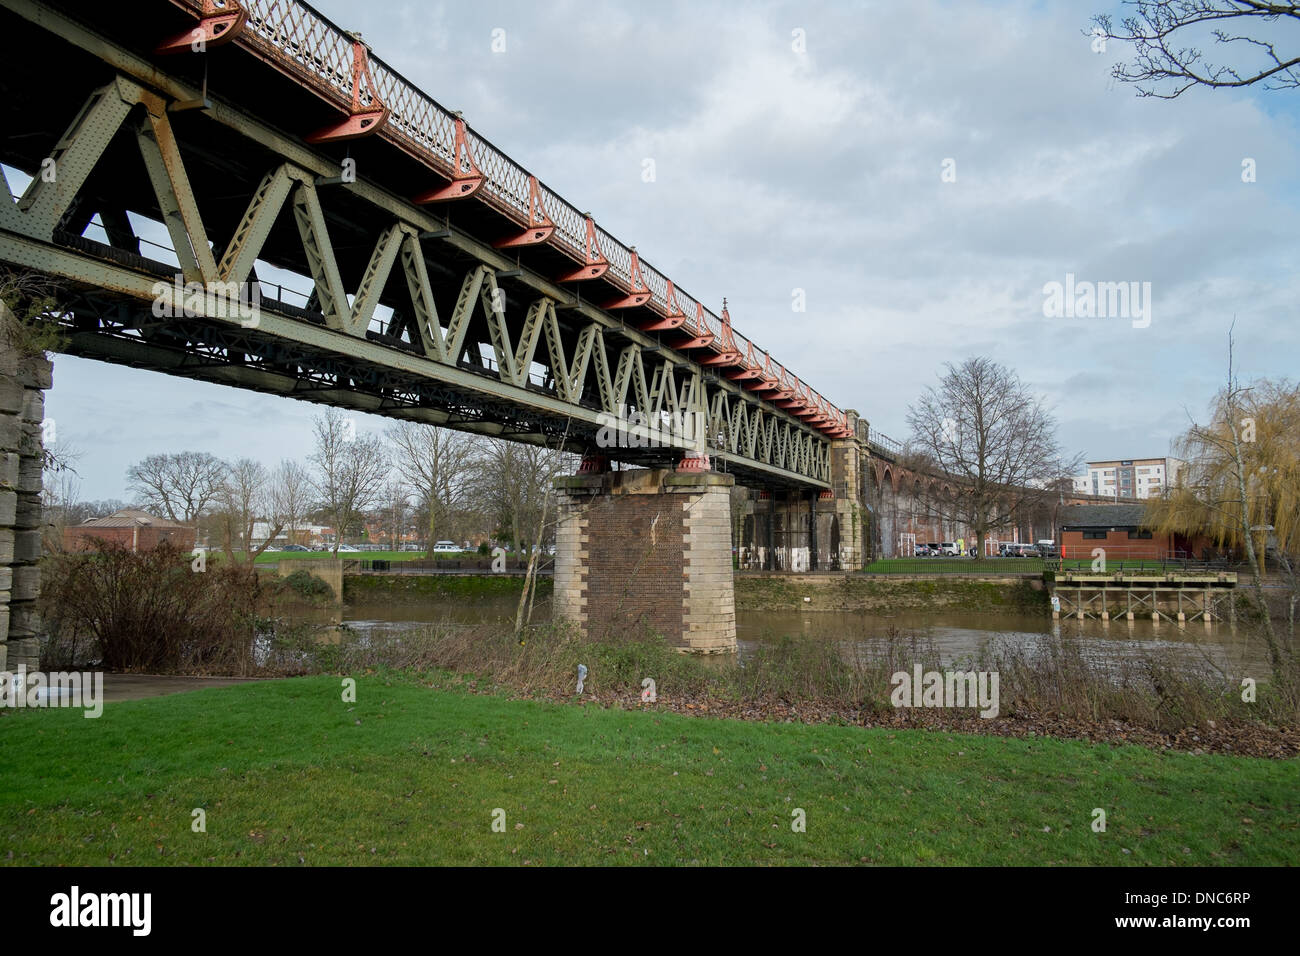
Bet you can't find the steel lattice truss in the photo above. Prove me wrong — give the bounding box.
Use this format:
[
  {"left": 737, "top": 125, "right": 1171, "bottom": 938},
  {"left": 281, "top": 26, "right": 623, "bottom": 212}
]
[{"left": 0, "top": 0, "right": 839, "bottom": 487}]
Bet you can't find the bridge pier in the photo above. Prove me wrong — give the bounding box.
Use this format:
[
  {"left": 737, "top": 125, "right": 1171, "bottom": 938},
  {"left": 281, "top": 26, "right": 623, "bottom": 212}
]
[
  {"left": 0, "top": 314, "right": 51, "bottom": 672},
  {"left": 738, "top": 410, "right": 866, "bottom": 571},
  {"left": 553, "top": 464, "right": 736, "bottom": 653}
]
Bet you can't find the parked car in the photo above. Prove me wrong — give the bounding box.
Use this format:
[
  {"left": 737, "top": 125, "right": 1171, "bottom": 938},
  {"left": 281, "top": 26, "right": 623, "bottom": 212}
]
[
  {"left": 336, "top": 544, "right": 359, "bottom": 553},
  {"left": 914, "top": 544, "right": 932, "bottom": 557},
  {"left": 432, "top": 540, "right": 459, "bottom": 553},
  {"left": 940, "top": 542, "right": 959, "bottom": 556},
  {"left": 1000, "top": 542, "right": 1038, "bottom": 558},
  {"left": 282, "top": 544, "right": 310, "bottom": 552}
]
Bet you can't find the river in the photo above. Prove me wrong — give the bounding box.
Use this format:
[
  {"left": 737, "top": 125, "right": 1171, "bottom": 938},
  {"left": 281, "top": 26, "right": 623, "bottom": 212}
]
[{"left": 286, "top": 595, "right": 1272, "bottom": 680}]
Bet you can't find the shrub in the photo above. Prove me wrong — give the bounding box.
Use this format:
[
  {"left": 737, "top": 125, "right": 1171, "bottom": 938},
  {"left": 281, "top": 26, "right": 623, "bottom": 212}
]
[
  {"left": 40, "top": 541, "right": 262, "bottom": 673},
  {"left": 282, "top": 569, "right": 334, "bottom": 600}
]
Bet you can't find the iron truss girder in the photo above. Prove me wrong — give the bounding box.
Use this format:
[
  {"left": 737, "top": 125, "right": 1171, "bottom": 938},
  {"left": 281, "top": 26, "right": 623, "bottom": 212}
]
[{"left": 0, "top": 11, "right": 832, "bottom": 488}]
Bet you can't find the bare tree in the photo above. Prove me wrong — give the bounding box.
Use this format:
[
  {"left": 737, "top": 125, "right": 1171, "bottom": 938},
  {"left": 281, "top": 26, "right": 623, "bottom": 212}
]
[
  {"left": 906, "top": 357, "right": 1079, "bottom": 559},
  {"left": 385, "top": 421, "right": 477, "bottom": 556},
  {"left": 1091, "top": 1, "right": 1300, "bottom": 98},
  {"left": 376, "top": 479, "right": 411, "bottom": 551},
  {"left": 215, "top": 458, "right": 282, "bottom": 566},
  {"left": 512, "top": 428, "right": 577, "bottom": 635},
  {"left": 126, "top": 451, "right": 227, "bottom": 530},
  {"left": 474, "top": 439, "right": 564, "bottom": 556},
  {"left": 40, "top": 440, "right": 82, "bottom": 553},
  {"left": 309, "top": 408, "right": 389, "bottom": 556},
  {"left": 270, "top": 459, "right": 312, "bottom": 547}
]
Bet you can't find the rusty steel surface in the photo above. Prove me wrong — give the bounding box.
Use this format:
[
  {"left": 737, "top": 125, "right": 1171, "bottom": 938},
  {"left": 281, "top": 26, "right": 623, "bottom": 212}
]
[{"left": 166, "top": 0, "right": 851, "bottom": 440}]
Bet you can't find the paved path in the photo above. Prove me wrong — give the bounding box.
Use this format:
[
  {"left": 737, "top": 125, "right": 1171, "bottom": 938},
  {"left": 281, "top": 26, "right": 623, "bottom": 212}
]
[{"left": 103, "top": 674, "right": 268, "bottom": 702}]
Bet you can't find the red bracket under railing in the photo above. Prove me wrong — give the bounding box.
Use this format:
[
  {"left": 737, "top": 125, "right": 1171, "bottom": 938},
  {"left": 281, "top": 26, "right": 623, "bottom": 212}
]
[
  {"left": 675, "top": 304, "right": 716, "bottom": 350},
  {"left": 306, "top": 36, "right": 389, "bottom": 143},
  {"left": 414, "top": 116, "right": 484, "bottom": 203},
  {"left": 603, "top": 247, "right": 652, "bottom": 308},
  {"left": 156, "top": 0, "right": 247, "bottom": 54},
  {"left": 700, "top": 299, "right": 742, "bottom": 366},
  {"left": 558, "top": 214, "right": 610, "bottom": 282},
  {"left": 726, "top": 342, "right": 763, "bottom": 381},
  {"left": 747, "top": 354, "right": 781, "bottom": 392},
  {"left": 638, "top": 280, "right": 686, "bottom": 331},
  {"left": 495, "top": 176, "right": 556, "bottom": 247}
]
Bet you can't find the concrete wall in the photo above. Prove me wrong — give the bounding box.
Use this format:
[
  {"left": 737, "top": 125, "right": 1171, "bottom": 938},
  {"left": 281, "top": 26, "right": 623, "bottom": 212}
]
[
  {"left": 0, "top": 337, "right": 50, "bottom": 671},
  {"left": 277, "top": 558, "right": 343, "bottom": 601},
  {"left": 553, "top": 467, "right": 736, "bottom": 653}
]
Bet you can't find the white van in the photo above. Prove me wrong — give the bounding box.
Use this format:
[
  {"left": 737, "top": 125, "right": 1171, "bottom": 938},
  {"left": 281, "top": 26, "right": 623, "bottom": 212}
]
[{"left": 432, "top": 540, "right": 459, "bottom": 553}]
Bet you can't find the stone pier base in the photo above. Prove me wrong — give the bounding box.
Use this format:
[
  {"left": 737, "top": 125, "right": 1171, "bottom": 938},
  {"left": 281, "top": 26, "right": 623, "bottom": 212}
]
[{"left": 553, "top": 467, "right": 736, "bottom": 653}]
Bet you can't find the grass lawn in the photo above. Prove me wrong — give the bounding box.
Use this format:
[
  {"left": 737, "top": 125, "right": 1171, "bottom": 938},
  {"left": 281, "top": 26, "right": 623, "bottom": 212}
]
[{"left": 2, "top": 675, "right": 1295, "bottom": 866}]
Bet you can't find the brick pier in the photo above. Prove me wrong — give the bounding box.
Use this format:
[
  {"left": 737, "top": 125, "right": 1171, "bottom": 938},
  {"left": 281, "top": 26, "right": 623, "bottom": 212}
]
[{"left": 553, "top": 467, "right": 736, "bottom": 653}]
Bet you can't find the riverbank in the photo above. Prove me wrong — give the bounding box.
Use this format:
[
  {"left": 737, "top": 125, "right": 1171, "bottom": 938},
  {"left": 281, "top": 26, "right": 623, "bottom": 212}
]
[
  {"left": 735, "top": 572, "right": 1049, "bottom": 614},
  {"left": 343, "top": 573, "right": 553, "bottom": 605},
  {"left": 339, "top": 571, "right": 1047, "bottom": 615},
  {"left": 3, "top": 673, "right": 1295, "bottom": 866}
]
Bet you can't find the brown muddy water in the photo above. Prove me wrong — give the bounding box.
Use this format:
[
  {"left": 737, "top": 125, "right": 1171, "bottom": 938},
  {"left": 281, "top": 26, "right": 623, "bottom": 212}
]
[{"left": 287, "top": 595, "right": 1272, "bottom": 680}]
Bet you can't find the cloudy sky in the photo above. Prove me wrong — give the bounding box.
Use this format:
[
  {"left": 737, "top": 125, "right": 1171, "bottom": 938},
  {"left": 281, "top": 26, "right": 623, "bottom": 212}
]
[{"left": 37, "top": 0, "right": 1300, "bottom": 500}]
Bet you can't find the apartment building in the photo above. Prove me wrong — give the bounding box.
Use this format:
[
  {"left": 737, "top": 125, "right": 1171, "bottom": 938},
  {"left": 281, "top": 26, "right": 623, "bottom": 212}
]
[{"left": 1071, "top": 457, "right": 1184, "bottom": 500}]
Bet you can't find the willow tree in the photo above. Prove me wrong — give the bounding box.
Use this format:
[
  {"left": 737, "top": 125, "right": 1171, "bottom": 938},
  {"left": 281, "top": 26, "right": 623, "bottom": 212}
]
[{"left": 1147, "top": 347, "right": 1299, "bottom": 677}]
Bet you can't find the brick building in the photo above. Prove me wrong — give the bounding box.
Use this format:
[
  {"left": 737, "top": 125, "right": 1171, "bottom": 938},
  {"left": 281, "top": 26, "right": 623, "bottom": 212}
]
[
  {"left": 1058, "top": 503, "right": 1213, "bottom": 561},
  {"left": 63, "top": 509, "right": 196, "bottom": 553}
]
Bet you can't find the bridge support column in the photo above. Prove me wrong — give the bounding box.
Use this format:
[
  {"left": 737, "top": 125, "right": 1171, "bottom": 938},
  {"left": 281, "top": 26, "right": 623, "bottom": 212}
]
[
  {"left": 553, "top": 466, "right": 736, "bottom": 653},
  {"left": 827, "top": 411, "right": 866, "bottom": 570},
  {"left": 0, "top": 316, "right": 51, "bottom": 672}
]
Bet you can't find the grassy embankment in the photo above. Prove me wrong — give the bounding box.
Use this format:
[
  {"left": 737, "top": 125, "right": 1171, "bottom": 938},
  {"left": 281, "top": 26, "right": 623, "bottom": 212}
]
[
  {"left": 2, "top": 673, "right": 1296, "bottom": 866},
  {"left": 339, "top": 568, "right": 1042, "bottom": 614},
  {"left": 343, "top": 573, "right": 552, "bottom": 605},
  {"left": 735, "top": 573, "right": 1049, "bottom": 614}
]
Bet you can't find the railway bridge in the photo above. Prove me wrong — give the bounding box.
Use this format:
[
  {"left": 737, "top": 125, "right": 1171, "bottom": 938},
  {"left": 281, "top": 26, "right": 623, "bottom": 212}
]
[{"left": 0, "top": 0, "right": 884, "bottom": 657}]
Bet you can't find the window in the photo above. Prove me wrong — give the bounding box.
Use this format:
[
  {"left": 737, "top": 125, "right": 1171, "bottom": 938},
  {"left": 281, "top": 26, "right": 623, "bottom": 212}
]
[
  {"left": 1127, "top": 530, "right": 1153, "bottom": 539},
  {"left": 1082, "top": 530, "right": 1107, "bottom": 540}
]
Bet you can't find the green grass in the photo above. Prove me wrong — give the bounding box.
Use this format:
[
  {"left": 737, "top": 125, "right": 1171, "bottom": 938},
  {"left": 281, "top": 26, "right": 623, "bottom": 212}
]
[
  {"left": 2, "top": 675, "right": 1295, "bottom": 865},
  {"left": 343, "top": 573, "right": 546, "bottom": 604}
]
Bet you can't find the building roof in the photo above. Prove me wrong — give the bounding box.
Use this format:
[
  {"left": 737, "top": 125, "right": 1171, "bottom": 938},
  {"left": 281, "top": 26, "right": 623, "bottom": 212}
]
[
  {"left": 76, "top": 508, "right": 188, "bottom": 530},
  {"left": 1059, "top": 503, "right": 1151, "bottom": 529}
]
